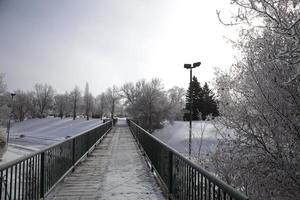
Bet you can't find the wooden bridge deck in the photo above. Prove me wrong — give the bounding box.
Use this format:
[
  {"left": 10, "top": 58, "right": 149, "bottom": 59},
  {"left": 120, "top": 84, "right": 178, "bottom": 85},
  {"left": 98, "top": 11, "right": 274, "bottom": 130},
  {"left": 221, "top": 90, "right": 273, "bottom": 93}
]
[{"left": 46, "top": 121, "right": 165, "bottom": 200}]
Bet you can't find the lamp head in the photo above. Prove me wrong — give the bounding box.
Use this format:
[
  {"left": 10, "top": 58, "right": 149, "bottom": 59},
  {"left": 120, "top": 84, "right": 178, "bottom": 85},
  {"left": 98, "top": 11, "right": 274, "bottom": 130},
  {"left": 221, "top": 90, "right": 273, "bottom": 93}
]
[
  {"left": 193, "top": 62, "right": 201, "bottom": 68},
  {"left": 184, "top": 64, "right": 192, "bottom": 69}
]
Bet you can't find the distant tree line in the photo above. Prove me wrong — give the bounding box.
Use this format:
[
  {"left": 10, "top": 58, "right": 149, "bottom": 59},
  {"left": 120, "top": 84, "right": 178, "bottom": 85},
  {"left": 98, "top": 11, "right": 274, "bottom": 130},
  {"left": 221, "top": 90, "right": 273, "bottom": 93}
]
[
  {"left": 0, "top": 76, "right": 123, "bottom": 126},
  {"left": 0, "top": 72, "right": 220, "bottom": 134},
  {"left": 0, "top": 75, "right": 187, "bottom": 133}
]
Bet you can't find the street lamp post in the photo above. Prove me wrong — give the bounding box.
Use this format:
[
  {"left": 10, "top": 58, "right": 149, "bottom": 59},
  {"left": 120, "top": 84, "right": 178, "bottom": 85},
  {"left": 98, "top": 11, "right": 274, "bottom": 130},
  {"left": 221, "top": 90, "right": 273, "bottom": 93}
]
[
  {"left": 184, "top": 62, "right": 201, "bottom": 159},
  {"left": 6, "top": 92, "right": 16, "bottom": 143}
]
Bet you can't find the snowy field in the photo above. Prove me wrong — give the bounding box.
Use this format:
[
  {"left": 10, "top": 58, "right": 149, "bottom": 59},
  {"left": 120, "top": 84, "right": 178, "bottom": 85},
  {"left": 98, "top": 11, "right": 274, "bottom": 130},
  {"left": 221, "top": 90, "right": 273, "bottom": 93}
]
[
  {"left": 1, "top": 117, "right": 104, "bottom": 164},
  {"left": 153, "top": 121, "right": 222, "bottom": 158},
  {"left": 2, "top": 118, "right": 223, "bottom": 165}
]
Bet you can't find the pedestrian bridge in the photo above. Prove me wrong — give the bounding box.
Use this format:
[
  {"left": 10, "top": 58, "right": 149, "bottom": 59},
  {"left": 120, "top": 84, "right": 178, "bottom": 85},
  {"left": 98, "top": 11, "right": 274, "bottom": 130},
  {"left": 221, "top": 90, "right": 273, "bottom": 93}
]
[
  {"left": 0, "top": 119, "right": 248, "bottom": 200},
  {"left": 46, "top": 120, "right": 164, "bottom": 199}
]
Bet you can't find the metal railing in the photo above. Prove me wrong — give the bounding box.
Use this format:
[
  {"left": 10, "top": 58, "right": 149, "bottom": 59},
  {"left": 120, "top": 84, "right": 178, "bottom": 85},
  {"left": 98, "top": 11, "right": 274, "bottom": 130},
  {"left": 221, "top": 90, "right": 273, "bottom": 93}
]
[
  {"left": 127, "top": 120, "right": 248, "bottom": 200},
  {"left": 0, "top": 120, "right": 113, "bottom": 200}
]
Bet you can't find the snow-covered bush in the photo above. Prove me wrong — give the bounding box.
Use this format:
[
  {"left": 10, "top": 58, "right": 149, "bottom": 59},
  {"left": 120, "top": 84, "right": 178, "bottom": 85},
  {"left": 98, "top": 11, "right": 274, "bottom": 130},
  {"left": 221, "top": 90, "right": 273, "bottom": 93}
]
[{"left": 0, "top": 129, "right": 7, "bottom": 160}]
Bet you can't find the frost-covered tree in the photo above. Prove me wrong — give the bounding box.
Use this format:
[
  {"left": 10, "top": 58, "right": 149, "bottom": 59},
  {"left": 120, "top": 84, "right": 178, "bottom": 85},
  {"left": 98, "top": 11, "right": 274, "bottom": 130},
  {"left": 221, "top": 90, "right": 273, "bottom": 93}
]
[
  {"left": 34, "top": 83, "right": 54, "bottom": 118},
  {"left": 13, "top": 90, "right": 32, "bottom": 121},
  {"left": 70, "top": 86, "right": 81, "bottom": 120},
  {"left": 95, "top": 93, "right": 107, "bottom": 118},
  {"left": 105, "top": 86, "right": 120, "bottom": 119},
  {"left": 54, "top": 92, "right": 69, "bottom": 119},
  {"left": 167, "top": 86, "right": 186, "bottom": 120},
  {"left": 0, "top": 73, "right": 9, "bottom": 125},
  {"left": 213, "top": 1, "right": 300, "bottom": 199},
  {"left": 26, "top": 91, "right": 38, "bottom": 119},
  {"left": 0, "top": 74, "right": 8, "bottom": 158},
  {"left": 0, "top": 73, "right": 6, "bottom": 94},
  {"left": 83, "top": 82, "right": 93, "bottom": 120},
  {"left": 122, "top": 79, "right": 174, "bottom": 132}
]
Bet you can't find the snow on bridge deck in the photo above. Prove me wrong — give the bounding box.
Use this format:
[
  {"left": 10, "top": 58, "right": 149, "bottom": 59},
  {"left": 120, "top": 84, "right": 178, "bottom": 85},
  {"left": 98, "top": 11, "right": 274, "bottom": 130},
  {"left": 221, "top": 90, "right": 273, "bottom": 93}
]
[{"left": 46, "top": 120, "right": 165, "bottom": 200}]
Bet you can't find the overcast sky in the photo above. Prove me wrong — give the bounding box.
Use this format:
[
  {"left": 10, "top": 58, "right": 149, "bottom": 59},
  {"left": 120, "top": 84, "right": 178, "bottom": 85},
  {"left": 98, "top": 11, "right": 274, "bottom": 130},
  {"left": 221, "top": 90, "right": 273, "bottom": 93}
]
[{"left": 0, "top": 0, "right": 238, "bottom": 95}]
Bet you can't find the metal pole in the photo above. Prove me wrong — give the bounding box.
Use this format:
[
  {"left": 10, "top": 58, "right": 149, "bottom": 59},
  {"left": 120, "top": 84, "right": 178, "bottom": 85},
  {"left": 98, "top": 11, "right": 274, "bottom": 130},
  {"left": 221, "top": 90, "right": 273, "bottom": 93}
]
[
  {"left": 184, "top": 62, "right": 200, "bottom": 160},
  {"left": 189, "top": 68, "right": 192, "bottom": 160},
  {"left": 6, "top": 94, "right": 15, "bottom": 143},
  {"left": 6, "top": 118, "right": 11, "bottom": 143},
  {"left": 40, "top": 152, "right": 45, "bottom": 198}
]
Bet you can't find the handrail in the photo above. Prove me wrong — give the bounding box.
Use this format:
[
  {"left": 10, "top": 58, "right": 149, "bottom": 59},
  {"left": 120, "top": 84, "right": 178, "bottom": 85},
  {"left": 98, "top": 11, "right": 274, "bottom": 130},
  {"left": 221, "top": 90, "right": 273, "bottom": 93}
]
[
  {"left": 0, "top": 120, "right": 113, "bottom": 199},
  {"left": 127, "top": 119, "right": 248, "bottom": 200},
  {"left": 0, "top": 122, "right": 111, "bottom": 171}
]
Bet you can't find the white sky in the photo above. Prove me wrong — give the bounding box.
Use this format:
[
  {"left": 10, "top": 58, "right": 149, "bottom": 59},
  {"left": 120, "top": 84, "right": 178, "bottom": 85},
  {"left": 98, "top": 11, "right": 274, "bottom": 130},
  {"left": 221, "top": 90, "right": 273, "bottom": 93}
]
[{"left": 0, "top": 0, "right": 238, "bottom": 95}]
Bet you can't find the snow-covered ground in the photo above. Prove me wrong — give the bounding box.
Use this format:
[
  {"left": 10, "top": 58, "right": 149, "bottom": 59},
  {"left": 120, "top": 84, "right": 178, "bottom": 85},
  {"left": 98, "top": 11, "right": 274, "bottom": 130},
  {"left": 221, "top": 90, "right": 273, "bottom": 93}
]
[
  {"left": 153, "top": 120, "right": 222, "bottom": 158},
  {"left": 1, "top": 117, "right": 104, "bottom": 164},
  {"left": 9, "top": 117, "right": 103, "bottom": 147},
  {"left": 1, "top": 144, "right": 34, "bottom": 164}
]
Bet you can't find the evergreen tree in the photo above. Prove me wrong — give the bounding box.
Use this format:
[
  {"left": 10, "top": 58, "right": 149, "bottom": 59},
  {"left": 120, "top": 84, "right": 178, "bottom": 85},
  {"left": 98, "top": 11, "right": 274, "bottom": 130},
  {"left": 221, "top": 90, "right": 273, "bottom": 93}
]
[
  {"left": 185, "top": 76, "right": 203, "bottom": 120},
  {"left": 185, "top": 77, "right": 219, "bottom": 120},
  {"left": 201, "top": 82, "right": 219, "bottom": 120}
]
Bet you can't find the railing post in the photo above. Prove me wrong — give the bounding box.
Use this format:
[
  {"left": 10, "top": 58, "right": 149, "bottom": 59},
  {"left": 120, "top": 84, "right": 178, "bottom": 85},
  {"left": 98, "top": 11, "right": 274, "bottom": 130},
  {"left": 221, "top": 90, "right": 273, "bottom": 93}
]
[
  {"left": 169, "top": 151, "right": 174, "bottom": 200},
  {"left": 72, "top": 138, "right": 75, "bottom": 171},
  {"left": 40, "top": 152, "right": 45, "bottom": 198},
  {"left": 87, "top": 132, "right": 90, "bottom": 157}
]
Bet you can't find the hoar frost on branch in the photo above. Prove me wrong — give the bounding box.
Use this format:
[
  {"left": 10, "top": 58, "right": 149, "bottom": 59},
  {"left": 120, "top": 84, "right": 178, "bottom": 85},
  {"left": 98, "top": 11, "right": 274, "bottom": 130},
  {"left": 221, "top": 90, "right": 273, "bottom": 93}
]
[{"left": 213, "top": 1, "right": 300, "bottom": 200}]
